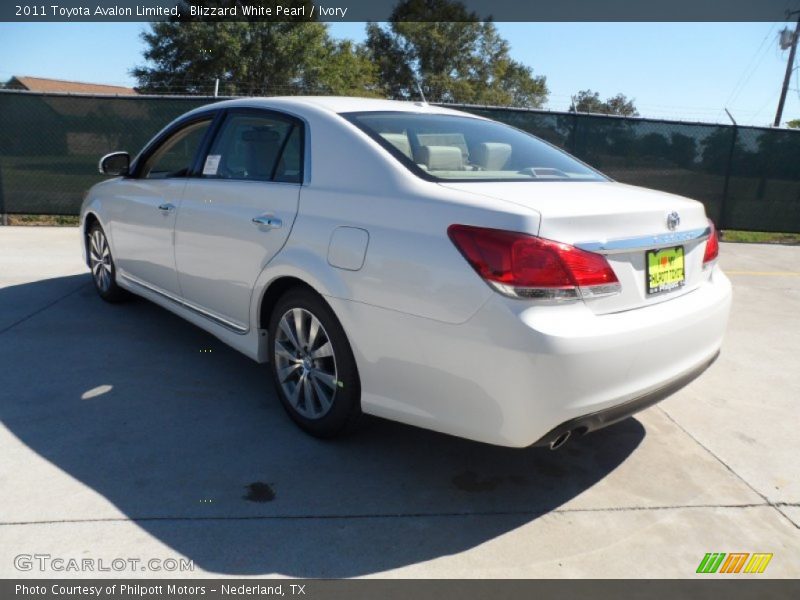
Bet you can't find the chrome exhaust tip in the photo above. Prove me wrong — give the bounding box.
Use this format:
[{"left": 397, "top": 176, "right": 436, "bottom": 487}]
[{"left": 549, "top": 430, "right": 571, "bottom": 450}]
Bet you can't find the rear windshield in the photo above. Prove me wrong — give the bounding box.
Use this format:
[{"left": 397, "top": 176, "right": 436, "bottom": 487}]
[{"left": 343, "top": 111, "right": 607, "bottom": 182}]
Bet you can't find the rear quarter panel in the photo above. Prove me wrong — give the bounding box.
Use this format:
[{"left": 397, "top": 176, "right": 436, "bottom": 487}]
[{"left": 258, "top": 108, "right": 541, "bottom": 325}]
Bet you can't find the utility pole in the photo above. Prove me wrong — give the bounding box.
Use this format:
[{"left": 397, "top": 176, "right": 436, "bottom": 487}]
[
  {"left": 0, "top": 162, "right": 6, "bottom": 226},
  {"left": 773, "top": 11, "right": 800, "bottom": 127}
]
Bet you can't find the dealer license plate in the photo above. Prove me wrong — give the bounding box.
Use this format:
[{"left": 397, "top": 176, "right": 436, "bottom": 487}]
[{"left": 646, "top": 246, "right": 685, "bottom": 295}]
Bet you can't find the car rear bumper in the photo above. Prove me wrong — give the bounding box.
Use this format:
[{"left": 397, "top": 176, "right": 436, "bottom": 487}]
[
  {"left": 333, "top": 266, "right": 732, "bottom": 448},
  {"left": 533, "top": 350, "right": 719, "bottom": 448}
]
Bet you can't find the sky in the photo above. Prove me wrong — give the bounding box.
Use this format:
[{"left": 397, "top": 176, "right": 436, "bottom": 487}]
[{"left": 0, "top": 21, "right": 798, "bottom": 127}]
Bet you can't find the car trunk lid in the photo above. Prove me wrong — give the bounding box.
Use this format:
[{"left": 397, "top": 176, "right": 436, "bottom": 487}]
[{"left": 439, "top": 181, "right": 711, "bottom": 314}]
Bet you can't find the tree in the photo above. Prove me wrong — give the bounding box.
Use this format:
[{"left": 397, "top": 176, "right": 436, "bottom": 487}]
[
  {"left": 317, "top": 40, "right": 380, "bottom": 96},
  {"left": 365, "top": 0, "right": 548, "bottom": 107},
  {"left": 571, "top": 89, "right": 639, "bottom": 117},
  {"left": 132, "top": 21, "right": 378, "bottom": 96},
  {"left": 787, "top": 119, "right": 800, "bottom": 129}
]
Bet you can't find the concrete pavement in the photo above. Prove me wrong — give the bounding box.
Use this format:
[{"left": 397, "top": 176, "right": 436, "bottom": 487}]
[{"left": 0, "top": 227, "right": 798, "bottom": 578}]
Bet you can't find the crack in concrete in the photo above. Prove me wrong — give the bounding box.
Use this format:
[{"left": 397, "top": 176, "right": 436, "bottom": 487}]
[
  {"left": 1, "top": 273, "right": 796, "bottom": 535},
  {"left": 0, "top": 281, "right": 88, "bottom": 336},
  {"left": 0, "top": 502, "right": 789, "bottom": 527},
  {"left": 657, "top": 406, "right": 800, "bottom": 531}
]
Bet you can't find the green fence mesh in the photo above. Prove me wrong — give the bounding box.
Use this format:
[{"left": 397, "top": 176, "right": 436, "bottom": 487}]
[
  {"left": 462, "top": 106, "right": 800, "bottom": 232},
  {"left": 1, "top": 91, "right": 799, "bottom": 232},
  {"left": 0, "top": 92, "right": 211, "bottom": 216}
]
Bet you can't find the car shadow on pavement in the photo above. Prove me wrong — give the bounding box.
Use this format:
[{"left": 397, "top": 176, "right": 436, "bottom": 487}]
[{"left": 0, "top": 274, "right": 645, "bottom": 577}]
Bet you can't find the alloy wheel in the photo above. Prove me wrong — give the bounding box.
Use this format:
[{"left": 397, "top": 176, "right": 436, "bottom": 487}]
[
  {"left": 273, "top": 308, "right": 339, "bottom": 419},
  {"left": 89, "top": 229, "right": 113, "bottom": 292}
]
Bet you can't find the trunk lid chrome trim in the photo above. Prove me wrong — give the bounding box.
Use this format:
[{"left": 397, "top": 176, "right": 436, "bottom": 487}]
[{"left": 575, "top": 226, "right": 711, "bottom": 255}]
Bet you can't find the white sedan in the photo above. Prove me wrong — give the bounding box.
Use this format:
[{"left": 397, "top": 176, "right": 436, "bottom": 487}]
[{"left": 81, "top": 97, "right": 731, "bottom": 449}]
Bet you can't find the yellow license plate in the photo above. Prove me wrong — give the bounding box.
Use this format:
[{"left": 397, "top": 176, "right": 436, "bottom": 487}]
[{"left": 646, "top": 246, "right": 685, "bottom": 295}]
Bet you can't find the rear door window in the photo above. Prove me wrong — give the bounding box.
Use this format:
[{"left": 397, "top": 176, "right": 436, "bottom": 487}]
[{"left": 201, "top": 112, "right": 303, "bottom": 183}]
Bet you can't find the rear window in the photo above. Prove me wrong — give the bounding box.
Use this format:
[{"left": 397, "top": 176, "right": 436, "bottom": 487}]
[{"left": 343, "top": 111, "right": 607, "bottom": 182}]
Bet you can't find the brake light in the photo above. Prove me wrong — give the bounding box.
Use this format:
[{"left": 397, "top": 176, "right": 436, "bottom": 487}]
[
  {"left": 447, "top": 224, "right": 621, "bottom": 300},
  {"left": 703, "top": 219, "right": 719, "bottom": 266}
]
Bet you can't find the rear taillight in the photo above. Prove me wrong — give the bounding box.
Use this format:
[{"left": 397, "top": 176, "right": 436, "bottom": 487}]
[
  {"left": 447, "top": 224, "right": 621, "bottom": 300},
  {"left": 703, "top": 219, "right": 719, "bottom": 267}
]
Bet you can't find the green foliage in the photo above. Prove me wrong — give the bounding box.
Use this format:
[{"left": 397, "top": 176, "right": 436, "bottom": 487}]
[
  {"left": 572, "top": 89, "right": 639, "bottom": 117},
  {"left": 787, "top": 119, "right": 800, "bottom": 129},
  {"left": 365, "top": 0, "right": 548, "bottom": 107},
  {"left": 318, "top": 40, "right": 381, "bottom": 97},
  {"left": 132, "top": 20, "right": 378, "bottom": 96},
  {"left": 721, "top": 230, "right": 800, "bottom": 243},
  {"left": 134, "top": 0, "right": 549, "bottom": 105}
]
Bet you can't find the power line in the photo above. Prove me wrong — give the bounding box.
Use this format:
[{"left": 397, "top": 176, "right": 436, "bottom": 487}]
[{"left": 724, "top": 23, "right": 777, "bottom": 109}]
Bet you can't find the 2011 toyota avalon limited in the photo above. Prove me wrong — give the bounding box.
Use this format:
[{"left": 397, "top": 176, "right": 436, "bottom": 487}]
[{"left": 81, "top": 97, "right": 731, "bottom": 449}]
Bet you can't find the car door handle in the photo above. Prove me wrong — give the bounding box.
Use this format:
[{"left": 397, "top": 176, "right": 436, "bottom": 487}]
[
  {"left": 252, "top": 216, "right": 282, "bottom": 229},
  {"left": 157, "top": 203, "right": 175, "bottom": 212}
]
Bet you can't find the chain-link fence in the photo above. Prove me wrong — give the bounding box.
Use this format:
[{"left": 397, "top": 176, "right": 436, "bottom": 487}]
[
  {"left": 462, "top": 105, "right": 800, "bottom": 232},
  {"left": 0, "top": 91, "right": 211, "bottom": 216},
  {"left": 1, "top": 90, "right": 799, "bottom": 232}
]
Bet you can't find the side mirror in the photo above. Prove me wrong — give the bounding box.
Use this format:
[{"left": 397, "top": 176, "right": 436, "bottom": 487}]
[{"left": 99, "top": 152, "right": 130, "bottom": 176}]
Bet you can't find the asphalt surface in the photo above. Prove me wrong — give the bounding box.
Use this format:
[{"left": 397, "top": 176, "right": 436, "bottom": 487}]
[{"left": 0, "top": 226, "right": 798, "bottom": 578}]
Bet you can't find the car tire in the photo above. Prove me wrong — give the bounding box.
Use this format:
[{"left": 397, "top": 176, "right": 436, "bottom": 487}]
[
  {"left": 87, "top": 222, "right": 128, "bottom": 303},
  {"left": 268, "top": 287, "right": 362, "bottom": 438}
]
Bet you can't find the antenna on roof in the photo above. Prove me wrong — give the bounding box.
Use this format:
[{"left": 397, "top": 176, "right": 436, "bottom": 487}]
[{"left": 414, "top": 79, "right": 428, "bottom": 105}]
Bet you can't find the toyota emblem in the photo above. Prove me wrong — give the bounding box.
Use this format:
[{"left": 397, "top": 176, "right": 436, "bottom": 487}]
[{"left": 667, "top": 211, "right": 680, "bottom": 231}]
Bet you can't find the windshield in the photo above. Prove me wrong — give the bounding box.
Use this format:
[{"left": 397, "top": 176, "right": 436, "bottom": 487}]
[{"left": 343, "top": 111, "right": 607, "bottom": 182}]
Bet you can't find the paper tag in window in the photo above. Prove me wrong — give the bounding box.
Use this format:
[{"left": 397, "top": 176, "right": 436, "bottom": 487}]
[{"left": 203, "top": 155, "right": 221, "bottom": 176}]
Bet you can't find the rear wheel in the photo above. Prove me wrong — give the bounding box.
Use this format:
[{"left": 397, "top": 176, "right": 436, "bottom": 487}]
[
  {"left": 87, "top": 223, "right": 128, "bottom": 303},
  {"left": 268, "top": 288, "right": 361, "bottom": 438}
]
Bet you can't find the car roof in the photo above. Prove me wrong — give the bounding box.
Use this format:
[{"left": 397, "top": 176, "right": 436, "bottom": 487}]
[{"left": 188, "top": 96, "right": 477, "bottom": 118}]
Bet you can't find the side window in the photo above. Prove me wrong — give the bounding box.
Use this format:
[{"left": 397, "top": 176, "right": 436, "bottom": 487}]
[
  {"left": 201, "top": 113, "right": 302, "bottom": 183},
  {"left": 142, "top": 119, "right": 212, "bottom": 179},
  {"left": 274, "top": 125, "right": 302, "bottom": 183}
]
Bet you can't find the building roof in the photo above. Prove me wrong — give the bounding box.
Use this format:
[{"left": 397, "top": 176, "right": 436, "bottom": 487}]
[{"left": 6, "top": 76, "right": 137, "bottom": 95}]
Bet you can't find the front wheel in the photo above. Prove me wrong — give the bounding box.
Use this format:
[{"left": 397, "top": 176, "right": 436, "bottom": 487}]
[
  {"left": 87, "top": 223, "right": 128, "bottom": 303},
  {"left": 267, "top": 288, "right": 362, "bottom": 438}
]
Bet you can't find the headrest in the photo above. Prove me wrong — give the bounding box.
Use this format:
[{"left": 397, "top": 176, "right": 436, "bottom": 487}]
[
  {"left": 417, "top": 133, "right": 469, "bottom": 160},
  {"left": 380, "top": 132, "right": 412, "bottom": 158},
  {"left": 472, "top": 142, "right": 512, "bottom": 170},
  {"left": 242, "top": 128, "right": 280, "bottom": 143},
  {"left": 419, "top": 145, "right": 464, "bottom": 171}
]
